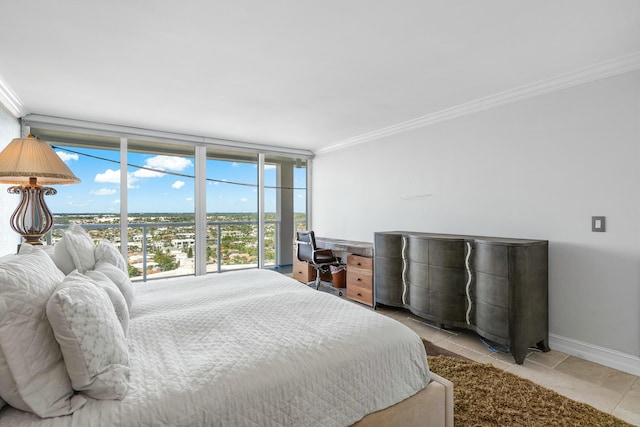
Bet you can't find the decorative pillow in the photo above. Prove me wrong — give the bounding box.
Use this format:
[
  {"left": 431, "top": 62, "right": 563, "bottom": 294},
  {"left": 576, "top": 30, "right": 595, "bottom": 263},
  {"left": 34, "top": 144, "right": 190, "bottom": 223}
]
[
  {"left": 0, "top": 247, "right": 86, "bottom": 417},
  {"left": 47, "top": 271, "right": 130, "bottom": 400},
  {"left": 63, "top": 223, "right": 96, "bottom": 274},
  {"left": 93, "top": 261, "right": 135, "bottom": 312},
  {"left": 0, "top": 397, "right": 4, "bottom": 410},
  {"left": 95, "top": 239, "right": 127, "bottom": 273},
  {"left": 53, "top": 234, "right": 76, "bottom": 275},
  {"left": 85, "top": 270, "right": 130, "bottom": 335},
  {"left": 18, "top": 242, "right": 55, "bottom": 259}
]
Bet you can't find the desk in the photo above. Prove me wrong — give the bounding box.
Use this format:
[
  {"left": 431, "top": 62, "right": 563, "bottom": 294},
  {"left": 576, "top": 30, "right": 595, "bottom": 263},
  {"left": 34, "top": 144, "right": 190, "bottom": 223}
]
[
  {"left": 314, "top": 237, "right": 374, "bottom": 258},
  {"left": 314, "top": 237, "right": 374, "bottom": 307}
]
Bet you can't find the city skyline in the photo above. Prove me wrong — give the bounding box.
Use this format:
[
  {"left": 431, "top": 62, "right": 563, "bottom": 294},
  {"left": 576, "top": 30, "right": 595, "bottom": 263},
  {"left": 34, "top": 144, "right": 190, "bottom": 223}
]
[{"left": 49, "top": 145, "right": 307, "bottom": 214}]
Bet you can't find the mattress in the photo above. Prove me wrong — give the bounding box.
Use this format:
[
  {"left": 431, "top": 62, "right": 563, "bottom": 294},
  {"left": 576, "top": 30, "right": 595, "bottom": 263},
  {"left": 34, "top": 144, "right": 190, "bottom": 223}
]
[{"left": 0, "top": 269, "right": 430, "bottom": 427}]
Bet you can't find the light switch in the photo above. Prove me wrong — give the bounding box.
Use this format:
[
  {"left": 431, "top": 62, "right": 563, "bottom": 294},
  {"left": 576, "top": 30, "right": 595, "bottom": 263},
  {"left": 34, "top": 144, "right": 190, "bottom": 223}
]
[{"left": 592, "top": 216, "right": 605, "bottom": 232}]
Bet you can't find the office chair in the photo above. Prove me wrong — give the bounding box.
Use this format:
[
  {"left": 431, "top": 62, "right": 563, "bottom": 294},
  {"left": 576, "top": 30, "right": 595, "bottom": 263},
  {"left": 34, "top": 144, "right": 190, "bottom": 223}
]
[{"left": 296, "top": 230, "right": 340, "bottom": 290}]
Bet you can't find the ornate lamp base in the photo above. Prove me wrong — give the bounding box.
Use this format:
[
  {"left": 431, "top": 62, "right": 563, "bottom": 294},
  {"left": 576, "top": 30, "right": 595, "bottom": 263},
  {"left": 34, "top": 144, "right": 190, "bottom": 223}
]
[{"left": 7, "top": 181, "right": 57, "bottom": 245}]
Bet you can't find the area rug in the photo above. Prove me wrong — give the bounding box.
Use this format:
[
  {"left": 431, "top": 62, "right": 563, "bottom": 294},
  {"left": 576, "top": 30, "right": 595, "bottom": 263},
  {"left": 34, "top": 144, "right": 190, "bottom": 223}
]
[{"left": 423, "top": 340, "right": 633, "bottom": 426}]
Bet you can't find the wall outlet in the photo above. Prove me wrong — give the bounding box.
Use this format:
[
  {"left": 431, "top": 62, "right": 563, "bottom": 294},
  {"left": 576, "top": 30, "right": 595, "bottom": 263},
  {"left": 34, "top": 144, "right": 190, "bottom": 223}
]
[{"left": 592, "top": 216, "right": 606, "bottom": 232}]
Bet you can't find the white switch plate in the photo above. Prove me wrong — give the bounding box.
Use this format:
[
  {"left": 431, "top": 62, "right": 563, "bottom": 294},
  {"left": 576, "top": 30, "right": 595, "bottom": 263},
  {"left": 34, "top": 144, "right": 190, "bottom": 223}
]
[{"left": 592, "top": 216, "right": 606, "bottom": 232}]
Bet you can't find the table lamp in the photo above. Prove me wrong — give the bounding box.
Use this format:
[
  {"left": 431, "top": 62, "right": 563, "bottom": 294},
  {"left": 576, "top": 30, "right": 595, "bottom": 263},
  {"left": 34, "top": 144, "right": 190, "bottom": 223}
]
[{"left": 0, "top": 134, "right": 80, "bottom": 244}]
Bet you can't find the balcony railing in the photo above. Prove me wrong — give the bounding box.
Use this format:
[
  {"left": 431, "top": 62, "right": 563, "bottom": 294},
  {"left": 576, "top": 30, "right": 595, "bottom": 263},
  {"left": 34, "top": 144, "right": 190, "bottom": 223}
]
[{"left": 47, "top": 219, "right": 294, "bottom": 282}]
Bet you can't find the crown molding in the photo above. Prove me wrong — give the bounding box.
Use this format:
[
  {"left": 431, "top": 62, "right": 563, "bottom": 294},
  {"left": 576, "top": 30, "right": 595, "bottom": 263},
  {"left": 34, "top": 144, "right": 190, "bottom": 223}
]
[
  {"left": 0, "top": 74, "right": 27, "bottom": 118},
  {"left": 317, "top": 51, "right": 640, "bottom": 155}
]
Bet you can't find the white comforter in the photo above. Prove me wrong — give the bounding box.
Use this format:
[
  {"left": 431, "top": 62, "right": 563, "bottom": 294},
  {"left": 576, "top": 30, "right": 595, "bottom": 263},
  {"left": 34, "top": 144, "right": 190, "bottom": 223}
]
[{"left": 0, "top": 269, "right": 430, "bottom": 427}]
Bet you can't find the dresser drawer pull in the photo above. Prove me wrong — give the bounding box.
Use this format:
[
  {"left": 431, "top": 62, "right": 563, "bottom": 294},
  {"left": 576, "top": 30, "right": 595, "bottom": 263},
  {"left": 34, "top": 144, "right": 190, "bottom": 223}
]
[
  {"left": 357, "top": 262, "right": 361, "bottom": 266},
  {"left": 356, "top": 278, "right": 362, "bottom": 282},
  {"left": 357, "top": 292, "right": 362, "bottom": 297}
]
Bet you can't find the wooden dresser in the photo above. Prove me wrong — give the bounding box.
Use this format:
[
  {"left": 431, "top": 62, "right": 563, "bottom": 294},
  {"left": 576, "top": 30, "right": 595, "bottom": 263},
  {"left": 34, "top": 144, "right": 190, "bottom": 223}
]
[{"left": 346, "top": 254, "right": 374, "bottom": 306}]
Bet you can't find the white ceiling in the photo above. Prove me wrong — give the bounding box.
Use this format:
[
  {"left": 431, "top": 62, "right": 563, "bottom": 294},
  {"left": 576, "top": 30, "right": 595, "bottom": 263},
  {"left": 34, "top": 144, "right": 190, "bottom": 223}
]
[{"left": 1, "top": 1, "right": 639, "bottom": 153}]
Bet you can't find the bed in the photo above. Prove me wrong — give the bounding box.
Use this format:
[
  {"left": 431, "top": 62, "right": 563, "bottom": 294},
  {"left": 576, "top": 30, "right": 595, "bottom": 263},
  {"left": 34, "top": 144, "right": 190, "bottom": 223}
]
[{"left": 0, "top": 228, "right": 453, "bottom": 427}]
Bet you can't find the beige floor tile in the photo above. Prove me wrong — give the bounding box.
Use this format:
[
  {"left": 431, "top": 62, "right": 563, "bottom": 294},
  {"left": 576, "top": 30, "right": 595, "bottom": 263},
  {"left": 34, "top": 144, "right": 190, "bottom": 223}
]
[
  {"left": 525, "top": 347, "right": 570, "bottom": 369},
  {"left": 396, "top": 316, "right": 456, "bottom": 343},
  {"left": 485, "top": 349, "right": 519, "bottom": 366},
  {"left": 507, "top": 361, "right": 623, "bottom": 414},
  {"left": 444, "top": 330, "right": 495, "bottom": 355},
  {"left": 432, "top": 339, "right": 491, "bottom": 364},
  {"left": 612, "top": 407, "right": 640, "bottom": 426},
  {"left": 554, "top": 356, "right": 638, "bottom": 395},
  {"left": 612, "top": 377, "right": 640, "bottom": 425}
]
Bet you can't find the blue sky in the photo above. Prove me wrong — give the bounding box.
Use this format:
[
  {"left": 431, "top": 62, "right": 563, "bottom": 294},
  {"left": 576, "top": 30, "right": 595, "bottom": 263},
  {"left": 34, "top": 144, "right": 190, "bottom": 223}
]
[{"left": 49, "top": 146, "right": 307, "bottom": 214}]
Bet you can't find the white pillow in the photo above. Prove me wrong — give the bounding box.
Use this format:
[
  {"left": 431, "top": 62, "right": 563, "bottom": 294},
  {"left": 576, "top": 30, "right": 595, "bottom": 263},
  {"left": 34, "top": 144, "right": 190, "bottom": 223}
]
[
  {"left": 85, "top": 270, "right": 130, "bottom": 335},
  {"left": 47, "top": 271, "right": 130, "bottom": 400},
  {"left": 93, "top": 261, "right": 135, "bottom": 312},
  {"left": 0, "top": 247, "right": 86, "bottom": 417},
  {"left": 63, "top": 224, "right": 96, "bottom": 273},
  {"left": 95, "top": 239, "right": 127, "bottom": 273},
  {"left": 53, "top": 235, "right": 76, "bottom": 275},
  {"left": 18, "top": 242, "right": 55, "bottom": 259},
  {"left": 0, "top": 397, "right": 5, "bottom": 410}
]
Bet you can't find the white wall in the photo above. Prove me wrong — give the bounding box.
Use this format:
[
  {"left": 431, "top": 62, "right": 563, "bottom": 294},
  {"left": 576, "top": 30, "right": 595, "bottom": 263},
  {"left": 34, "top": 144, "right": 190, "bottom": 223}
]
[
  {"left": 0, "top": 103, "right": 20, "bottom": 255},
  {"left": 312, "top": 70, "right": 640, "bottom": 367}
]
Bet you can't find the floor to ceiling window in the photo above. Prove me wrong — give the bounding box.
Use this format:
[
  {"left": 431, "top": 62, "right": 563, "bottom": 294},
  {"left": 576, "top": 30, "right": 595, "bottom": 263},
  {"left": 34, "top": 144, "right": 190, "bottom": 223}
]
[
  {"left": 27, "top": 116, "right": 312, "bottom": 280},
  {"left": 205, "top": 148, "right": 259, "bottom": 272},
  {"left": 264, "top": 155, "right": 308, "bottom": 266},
  {"left": 127, "top": 139, "right": 195, "bottom": 280}
]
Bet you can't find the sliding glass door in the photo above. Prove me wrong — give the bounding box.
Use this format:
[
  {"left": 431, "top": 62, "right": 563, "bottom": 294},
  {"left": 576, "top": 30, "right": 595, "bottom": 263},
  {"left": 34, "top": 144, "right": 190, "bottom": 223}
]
[
  {"left": 126, "top": 139, "right": 195, "bottom": 280},
  {"left": 205, "top": 148, "right": 259, "bottom": 272}
]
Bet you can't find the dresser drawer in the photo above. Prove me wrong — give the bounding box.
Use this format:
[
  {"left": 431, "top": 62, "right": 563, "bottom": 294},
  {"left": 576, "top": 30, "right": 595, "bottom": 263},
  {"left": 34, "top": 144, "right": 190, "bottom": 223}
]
[
  {"left": 347, "top": 254, "right": 373, "bottom": 270},
  {"left": 292, "top": 258, "right": 331, "bottom": 283},
  {"left": 292, "top": 258, "right": 315, "bottom": 283},
  {"left": 472, "top": 243, "right": 508, "bottom": 277},
  {"left": 347, "top": 281, "right": 373, "bottom": 306},
  {"left": 347, "top": 268, "right": 373, "bottom": 288}
]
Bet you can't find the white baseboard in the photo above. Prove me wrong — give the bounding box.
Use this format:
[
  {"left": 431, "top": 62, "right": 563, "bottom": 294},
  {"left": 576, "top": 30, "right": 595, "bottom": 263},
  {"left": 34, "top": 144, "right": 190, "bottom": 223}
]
[{"left": 549, "top": 334, "right": 640, "bottom": 377}]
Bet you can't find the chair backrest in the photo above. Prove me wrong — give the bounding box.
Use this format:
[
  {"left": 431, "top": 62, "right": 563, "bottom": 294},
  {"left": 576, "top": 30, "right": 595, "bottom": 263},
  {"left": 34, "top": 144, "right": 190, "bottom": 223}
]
[{"left": 296, "top": 230, "right": 317, "bottom": 263}]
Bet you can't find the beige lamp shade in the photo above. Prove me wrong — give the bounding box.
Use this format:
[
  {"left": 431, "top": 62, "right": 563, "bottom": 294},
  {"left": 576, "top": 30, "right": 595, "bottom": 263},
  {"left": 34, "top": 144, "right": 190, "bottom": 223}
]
[{"left": 0, "top": 135, "right": 80, "bottom": 185}]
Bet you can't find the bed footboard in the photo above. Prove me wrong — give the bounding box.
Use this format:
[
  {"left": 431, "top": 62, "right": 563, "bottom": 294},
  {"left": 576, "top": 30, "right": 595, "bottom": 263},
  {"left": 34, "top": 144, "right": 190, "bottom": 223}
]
[{"left": 352, "top": 372, "right": 454, "bottom": 427}]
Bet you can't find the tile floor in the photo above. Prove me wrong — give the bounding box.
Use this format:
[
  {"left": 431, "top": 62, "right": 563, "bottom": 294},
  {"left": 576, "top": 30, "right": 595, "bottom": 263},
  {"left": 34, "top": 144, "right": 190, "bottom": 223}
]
[{"left": 376, "top": 305, "right": 640, "bottom": 426}]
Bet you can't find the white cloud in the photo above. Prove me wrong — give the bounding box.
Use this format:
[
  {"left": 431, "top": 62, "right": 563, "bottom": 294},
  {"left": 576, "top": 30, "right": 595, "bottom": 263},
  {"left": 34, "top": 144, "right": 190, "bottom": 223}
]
[
  {"left": 240, "top": 197, "right": 249, "bottom": 203},
  {"left": 56, "top": 151, "right": 78, "bottom": 163},
  {"left": 145, "top": 155, "right": 193, "bottom": 171},
  {"left": 90, "top": 188, "right": 117, "bottom": 196},
  {"left": 132, "top": 168, "right": 165, "bottom": 178},
  {"left": 94, "top": 169, "right": 139, "bottom": 188},
  {"left": 186, "top": 197, "right": 193, "bottom": 201},
  {"left": 172, "top": 180, "right": 185, "bottom": 189},
  {"left": 128, "top": 156, "right": 192, "bottom": 180},
  {"left": 95, "top": 169, "right": 121, "bottom": 184}
]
